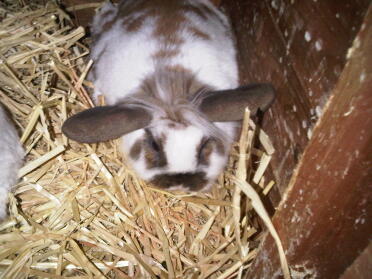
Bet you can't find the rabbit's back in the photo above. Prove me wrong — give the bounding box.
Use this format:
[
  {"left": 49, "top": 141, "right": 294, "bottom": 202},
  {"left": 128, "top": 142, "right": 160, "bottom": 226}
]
[{"left": 89, "top": 0, "right": 238, "bottom": 105}]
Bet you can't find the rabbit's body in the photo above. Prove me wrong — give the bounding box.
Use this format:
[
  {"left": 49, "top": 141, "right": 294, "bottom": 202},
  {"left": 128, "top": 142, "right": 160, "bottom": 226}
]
[
  {"left": 89, "top": 0, "right": 238, "bottom": 190},
  {"left": 0, "top": 105, "right": 23, "bottom": 220},
  {"left": 63, "top": 0, "right": 275, "bottom": 191},
  {"left": 90, "top": 0, "right": 238, "bottom": 104}
]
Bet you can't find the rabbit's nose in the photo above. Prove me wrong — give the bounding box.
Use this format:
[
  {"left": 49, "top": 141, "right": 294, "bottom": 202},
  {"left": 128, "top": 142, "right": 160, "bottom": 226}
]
[{"left": 150, "top": 172, "right": 207, "bottom": 191}]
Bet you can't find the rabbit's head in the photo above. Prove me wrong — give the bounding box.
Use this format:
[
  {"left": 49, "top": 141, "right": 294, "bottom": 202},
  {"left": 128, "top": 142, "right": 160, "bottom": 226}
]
[{"left": 63, "top": 69, "right": 275, "bottom": 191}]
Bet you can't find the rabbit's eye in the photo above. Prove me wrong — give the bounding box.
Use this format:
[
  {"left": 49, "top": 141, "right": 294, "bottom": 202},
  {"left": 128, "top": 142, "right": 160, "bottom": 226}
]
[
  {"left": 145, "top": 129, "right": 160, "bottom": 152},
  {"left": 149, "top": 137, "right": 160, "bottom": 151}
]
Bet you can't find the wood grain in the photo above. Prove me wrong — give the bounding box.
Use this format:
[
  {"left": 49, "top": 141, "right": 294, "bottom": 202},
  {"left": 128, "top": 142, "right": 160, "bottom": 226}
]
[
  {"left": 340, "top": 243, "right": 372, "bottom": 279},
  {"left": 243, "top": 6, "right": 372, "bottom": 278}
]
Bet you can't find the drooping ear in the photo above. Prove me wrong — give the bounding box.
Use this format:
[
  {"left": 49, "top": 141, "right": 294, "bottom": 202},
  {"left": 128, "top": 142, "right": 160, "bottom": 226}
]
[
  {"left": 197, "top": 83, "right": 275, "bottom": 122},
  {"left": 62, "top": 105, "right": 152, "bottom": 143}
]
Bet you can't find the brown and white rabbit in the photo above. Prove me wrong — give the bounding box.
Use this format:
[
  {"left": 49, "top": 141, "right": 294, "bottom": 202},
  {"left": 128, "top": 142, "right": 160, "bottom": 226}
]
[
  {"left": 0, "top": 105, "right": 24, "bottom": 220},
  {"left": 62, "top": 0, "right": 275, "bottom": 191}
]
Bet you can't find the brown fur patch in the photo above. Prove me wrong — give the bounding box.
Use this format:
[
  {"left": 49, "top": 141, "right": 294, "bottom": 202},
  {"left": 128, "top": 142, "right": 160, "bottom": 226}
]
[
  {"left": 152, "top": 49, "right": 180, "bottom": 59},
  {"left": 150, "top": 172, "right": 207, "bottom": 191},
  {"left": 164, "top": 64, "right": 212, "bottom": 97},
  {"left": 129, "top": 139, "right": 142, "bottom": 160},
  {"left": 199, "top": 3, "right": 227, "bottom": 27},
  {"left": 215, "top": 139, "right": 225, "bottom": 155},
  {"left": 94, "top": 0, "right": 222, "bottom": 64},
  {"left": 124, "top": 13, "right": 147, "bottom": 32},
  {"left": 167, "top": 122, "right": 177, "bottom": 128},
  {"left": 160, "top": 110, "right": 188, "bottom": 125},
  {"left": 187, "top": 26, "right": 211, "bottom": 40},
  {"left": 197, "top": 137, "right": 225, "bottom": 165},
  {"left": 94, "top": 0, "right": 225, "bottom": 43},
  {"left": 115, "top": 0, "right": 189, "bottom": 46},
  {"left": 198, "top": 137, "right": 214, "bottom": 165},
  {"left": 151, "top": 2, "right": 187, "bottom": 46},
  {"left": 182, "top": 5, "right": 208, "bottom": 20},
  {"left": 163, "top": 64, "right": 192, "bottom": 75},
  {"left": 135, "top": 66, "right": 210, "bottom": 123}
]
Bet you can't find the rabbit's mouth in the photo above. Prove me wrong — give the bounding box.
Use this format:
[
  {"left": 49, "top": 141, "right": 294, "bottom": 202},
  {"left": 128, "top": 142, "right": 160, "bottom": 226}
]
[{"left": 150, "top": 172, "right": 208, "bottom": 191}]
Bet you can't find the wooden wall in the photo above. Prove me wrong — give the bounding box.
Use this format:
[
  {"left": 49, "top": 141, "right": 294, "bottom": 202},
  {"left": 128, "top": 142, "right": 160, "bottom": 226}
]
[
  {"left": 221, "top": 0, "right": 370, "bottom": 204},
  {"left": 221, "top": 1, "right": 371, "bottom": 278}
]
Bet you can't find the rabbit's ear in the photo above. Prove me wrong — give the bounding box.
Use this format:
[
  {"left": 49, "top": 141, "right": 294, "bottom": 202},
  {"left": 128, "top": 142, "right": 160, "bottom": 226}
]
[
  {"left": 197, "top": 83, "right": 275, "bottom": 122},
  {"left": 62, "top": 105, "right": 152, "bottom": 143}
]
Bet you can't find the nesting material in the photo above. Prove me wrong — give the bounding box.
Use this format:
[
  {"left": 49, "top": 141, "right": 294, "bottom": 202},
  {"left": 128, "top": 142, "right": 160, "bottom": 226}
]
[{"left": 0, "top": 3, "right": 289, "bottom": 279}]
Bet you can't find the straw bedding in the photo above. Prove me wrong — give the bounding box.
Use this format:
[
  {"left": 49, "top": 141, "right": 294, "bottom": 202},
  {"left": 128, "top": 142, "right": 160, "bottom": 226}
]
[{"left": 0, "top": 2, "right": 288, "bottom": 278}]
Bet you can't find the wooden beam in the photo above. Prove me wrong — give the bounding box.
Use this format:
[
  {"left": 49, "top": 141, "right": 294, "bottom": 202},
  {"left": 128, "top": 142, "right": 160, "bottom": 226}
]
[
  {"left": 244, "top": 6, "right": 372, "bottom": 279},
  {"left": 61, "top": 0, "right": 102, "bottom": 28},
  {"left": 340, "top": 243, "right": 372, "bottom": 279}
]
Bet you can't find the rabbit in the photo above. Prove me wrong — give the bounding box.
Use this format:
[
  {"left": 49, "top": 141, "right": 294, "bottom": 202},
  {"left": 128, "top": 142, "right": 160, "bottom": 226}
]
[
  {"left": 0, "top": 104, "right": 24, "bottom": 220},
  {"left": 62, "top": 0, "right": 275, "bottom": 191}
]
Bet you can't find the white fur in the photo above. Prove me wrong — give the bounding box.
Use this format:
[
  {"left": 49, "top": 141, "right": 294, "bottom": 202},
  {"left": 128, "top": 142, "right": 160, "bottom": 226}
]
[
  {"left": 176, "top": 3, "right": 238, "bottom": 89},
  {"left": 91, "top": 17, "right": 158, "bottom": 103},
  {"left": 164, "top": 125, "right": 203, "bottom": 173},
  {"left": 90, "top": 0, "right": 238, "bottom": 104},
  {"left": 91, "top": 2, "right": 118, "bottom": 35},
  {"left": 0, "top": 105, "right": 24, "bottom": 220},
  {"left": 90, "top": 0, "right": 239, "bottom": 190}
]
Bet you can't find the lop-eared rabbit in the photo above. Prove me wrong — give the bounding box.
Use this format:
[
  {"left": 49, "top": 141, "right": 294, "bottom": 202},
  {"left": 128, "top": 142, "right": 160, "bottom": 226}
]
[
  {"left": 63, "top": 0, "right": 275, "bottom": 191},
  {"left": 0, "top": 105, "right": 24, "bottom": 220}
]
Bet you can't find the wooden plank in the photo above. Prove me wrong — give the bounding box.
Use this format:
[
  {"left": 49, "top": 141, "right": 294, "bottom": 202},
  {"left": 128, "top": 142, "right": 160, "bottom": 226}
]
[
  {"left": 222, "top": 0, "right": 370, "bottom": 201},
  {"left": 243, "top": 6, "right": 372, "bottom": 279},
  {"left": 61, "top": 0, "right": 102, "bottom": 28},
  {"left": 340, "top": 243, "right": 372, "bottom": 279}
]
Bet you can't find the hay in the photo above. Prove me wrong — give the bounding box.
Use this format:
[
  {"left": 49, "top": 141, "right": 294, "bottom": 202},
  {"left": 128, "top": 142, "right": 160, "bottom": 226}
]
[{"left": 0, "top": 2, "right": 289, "bottom": 278}]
